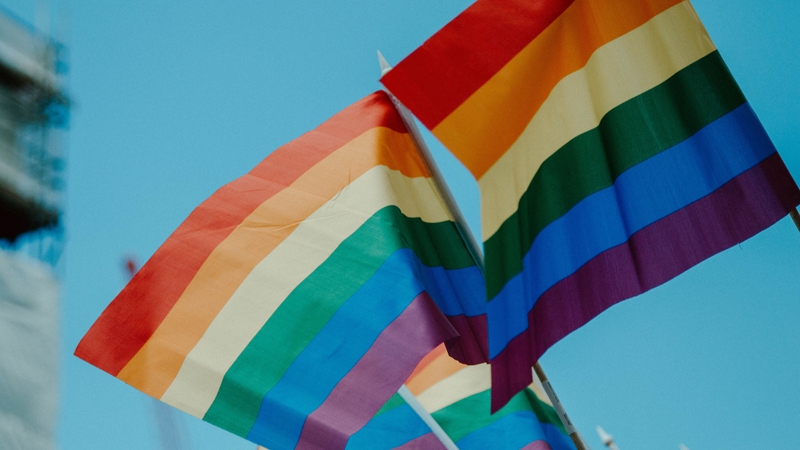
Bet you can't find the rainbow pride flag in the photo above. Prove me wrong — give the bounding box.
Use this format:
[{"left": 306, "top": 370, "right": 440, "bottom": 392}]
[
  {"left": 382, "top": 0, "right": 800, "bottom": 409},
  {"left": 75, "top": 92, "right": 487, "bottom": 450},
  {"left": 349, "top": 344, "right": 576, "bottom": 449}
]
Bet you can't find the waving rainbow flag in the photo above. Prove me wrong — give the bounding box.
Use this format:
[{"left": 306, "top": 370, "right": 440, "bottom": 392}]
[
  {"left": 349, "top": 344, "right": 577, "bottom": 449},
  {"left": 382, "top": 0, "right": 800, "bottom": 409},
  {"left": 75, "top": 92, "right": 486, "bottom": 450}
]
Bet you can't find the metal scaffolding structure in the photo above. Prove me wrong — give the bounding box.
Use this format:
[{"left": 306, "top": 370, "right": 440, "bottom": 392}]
[{"left": 0, "top": 7, "right": 68, "bottom": 248}]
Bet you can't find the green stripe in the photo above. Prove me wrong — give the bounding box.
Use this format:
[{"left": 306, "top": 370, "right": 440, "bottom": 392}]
[
  {"left": 203, "top": 205, "right": 475, "bottom": 436},
  {"left": 431, "top": 387, "right": 564, "bottom": 442},
  {"left": 485, "top": 51, "right": 746, "bottom": 298},
  {"left": 374, "top": 392, "right": 406, "bottom": 417}
]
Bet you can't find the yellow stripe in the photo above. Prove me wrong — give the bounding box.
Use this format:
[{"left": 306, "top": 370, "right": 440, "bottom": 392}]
[
  {"left": 530, "top": 374, "right": 552, "bottom": 407},
  {"left": 417, "top": 364, "right": 492, "bottom": 413},
  {"left": 479, "top": 2, "right": 715, "bottom": 238},
  {"left": 159, "top": 166, "right": 450, "bottom": 417},
  {"left": 431, "top": 0, "right": 684, "bottom": 179}
]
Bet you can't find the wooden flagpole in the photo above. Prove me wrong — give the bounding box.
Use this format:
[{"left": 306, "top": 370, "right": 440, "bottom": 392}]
[
  {"left": 378, "top": 51, "right": 589, "bottom": 450},
  {"left": 790, "top": 208, "right": 800, "bottom": 232}
]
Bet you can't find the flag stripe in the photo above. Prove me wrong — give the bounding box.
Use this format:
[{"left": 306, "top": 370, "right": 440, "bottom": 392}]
[
  {"left": 490, "top": 152, "right": 800, "bottom": 406},
  {"left": 117, "top": 166, "right": 450, "bottom": 398},
  {"left": 74, "top": 93, "right": 407, "bottom": 376},
  {"left": 417, "top": 365, "right": 491, "bottom": 413},
  {"left": 345, "top": 402, "right": 432, "bottom": 450},
  {"left": 168, "top": 207, "right": 474, "bottom": 428},
  {"left": 241, "top": 251, "right": 452, "bottom": 448},
  {"left": 294, "top": 292, "right": 455, "bottom": 450},
  {"left": 117, "top": 130, "right": 432, "bottom": 397},
  {"left": 432, "top": 389, "right": 564, "bottom": 442},
  {"left": 442, "top": 314, "right": 489, "bottom": 365},
  {"left": 522, "top": 443, "right": 554, "bottom": 450},
  {"left": 484, "top": 50, "right": 745, "bottom": 297},
  {"left": 454, "top": 413, "right": 569, "bottom": 450},
  {"left": 406, "top": 345, "right": 448, "bottom": 386},
  {"left": 477, "top": 1, "right": 716, "bottom": 236},
  {"left": 198, "top": 207, "right": 474, "bottom": 434},
  {"left": 394, "top": 433, "right": 448, "bottom": 450},
  {"left": 381, "top": 0, "right": 680, "bottom": 179},
  {"left": 379, "top": 0, "right": 573, "bottom": 130},
  {"left": 374, "top": 393, "right": 406, "bottom": 417},
  {"left": 405, "top": 347, "right": 465, "bottom": 397},
  {"left": 433, "top": 0, "right": 694, "bottom": 180},
  {"left": 488, "top": 104, "right": 777, "bottom": 356}
]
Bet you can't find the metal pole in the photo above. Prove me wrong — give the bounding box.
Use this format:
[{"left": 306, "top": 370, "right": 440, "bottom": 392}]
[
  {"left": 378, "top": 52, "right": 483, "bottom": 272},
  {"left": 398, "top": 385, "right": 459, "bottom": 450},
  {"left": 379, "top": 50, "right": 587, "bottom": 450}
]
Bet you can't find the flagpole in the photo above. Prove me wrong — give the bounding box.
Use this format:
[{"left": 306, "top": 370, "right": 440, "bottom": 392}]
[
  {"left": 534, "top": 364, "right": 589, "bottom": 450},
  {"left": 378, "top": 51, "right": 588, "bottom": 450},
  {"left": 790, "top": 208, "right": 800, "bottom": 232},
  {"left": 398, "top": 385, "right": 459, "bottom": 450},
  {"left": 378, "top": 52, "right": 483, "bottom": 272}
]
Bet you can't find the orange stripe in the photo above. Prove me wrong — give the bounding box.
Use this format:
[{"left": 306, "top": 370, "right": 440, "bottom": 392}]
[
  {"left": 432, "top": 0, "right": 683, "bottom": 179},
  {"left": 405, "top": 346, "right": 465, "bottom": 397},
  {"left": 406, "top": 344, "right": 447, "bottom": 384},
  {"left": 116, "top": 127, "right": 429, "bottom": 398}
]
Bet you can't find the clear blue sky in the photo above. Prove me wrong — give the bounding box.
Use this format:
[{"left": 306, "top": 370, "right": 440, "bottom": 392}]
[{"left": 2, "top": 1, "right": 798, "bottom": 449}]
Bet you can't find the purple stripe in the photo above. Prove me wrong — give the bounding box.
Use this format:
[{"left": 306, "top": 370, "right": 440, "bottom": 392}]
[
  {"left": 521, "top": 441, "right": 554, "bottom": 450},
  {"left": 491, "top": 153, "right": 800, "bottom": 410},
  {"left": 394, "top": 433, "right": 448, "bottom": 450},
  {"left": 444, "top": 314, "right": 489, "bottom": 365},
  {"left": 294, "top": 292, "right": 457, "bottom": 450}
]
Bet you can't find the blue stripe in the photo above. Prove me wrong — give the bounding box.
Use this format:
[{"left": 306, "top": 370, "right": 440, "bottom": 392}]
[
  {"left": 245, "top": 247, "right": 474, "bottom": 448},
  {"left": 455, "top": 411, "right": 575, "bottom": 450},
  {"left": 419, "top": 264, "right": 486, "bottom": 317},
  {"left": 346, "top": 402, "right": 432, "bottom": 449},
  {"left": 488, "top": 103, "right": 776, "bottom": 357}
]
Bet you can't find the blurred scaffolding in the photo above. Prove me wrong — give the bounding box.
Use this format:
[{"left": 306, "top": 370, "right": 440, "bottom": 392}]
[
  {"left": 0, "top": 4, "right": 68, "bottom": 254},
  {"left": 0, "top": 5, "right": 68, "bottom": 450}
]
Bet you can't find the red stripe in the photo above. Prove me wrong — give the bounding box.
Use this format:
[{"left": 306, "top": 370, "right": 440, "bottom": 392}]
[
  {"left": 381, "top": 0, "right": 573, "bottom": 129},
  {"left": 294, "top": 292, "right": 457, "bottom": 450},
  {"left": 74, "top": 92, "right": 407, "bottom": 376},
  {"left": 490, "top": 153, "right": 800, "bottom": 411}
]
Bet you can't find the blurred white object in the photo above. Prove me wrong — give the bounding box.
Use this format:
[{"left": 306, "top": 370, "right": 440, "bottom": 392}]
[
  {"left": 596, "top": 425, "right": 620, "bottom": 450},
  {"left": 679, "top": 444, "right": 691, "bottom": 450},
  {"left": 0, "top": 249, "right": 59, "bottom": 450}
]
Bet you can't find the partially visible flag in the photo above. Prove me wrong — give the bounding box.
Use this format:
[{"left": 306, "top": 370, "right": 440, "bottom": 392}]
[
  {"left": 382, "top": 0, "right": 800, "bottom": 409},
  {"left": 349, "top": 344, "right": 577, "bottom": 450},
  {"left": 345, "top": 392, "right": 446, "bottom": 450},
  {"left": 75, "top": 92, "right": 486, "bottom": 450}
]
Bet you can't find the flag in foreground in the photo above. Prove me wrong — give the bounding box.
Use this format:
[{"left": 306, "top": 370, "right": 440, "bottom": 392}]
[
  {"left": 382, "top": 0, "right": 800, "bottom": 409},
  {"left": 349, "top": 344, "right": 577, "bottom": 449},
  {"left": 75, "top": 91, "right": 486, "bottom": 449}
]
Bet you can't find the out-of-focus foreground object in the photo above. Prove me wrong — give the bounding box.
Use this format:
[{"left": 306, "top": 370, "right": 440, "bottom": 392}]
[
  {"left": 0, "top": 5, "right": 68, "bottom": 246},
  {"left": 0, "top": 249, "right": 59, "bottom": 449},
  {"left": 0, "top": 5, "right": 68, "bottom": 450},
  {"left": 597, "top": 425, "right": 620, "bottom": 450}
]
